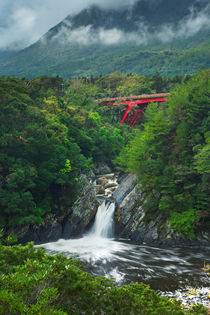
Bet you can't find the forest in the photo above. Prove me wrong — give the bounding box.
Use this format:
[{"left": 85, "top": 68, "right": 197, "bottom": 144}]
[
  {"left": 0, "top": 70, "right": 209, "bottom": 236},
  {"left": 1, "top": 41, "right": 209, "bottom": 79},
  {"left": 0, "top": 70, "right": 209, "bottom": 314},
  {"left": 117, "top": 70, "right": 210, "bottom": 237}
]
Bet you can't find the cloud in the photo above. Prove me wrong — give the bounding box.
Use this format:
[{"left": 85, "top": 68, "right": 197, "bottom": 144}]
[
  {"left": 0, "top": 6, "right": 37, "bottom": 50},
  {"left": 0, "top": 0, "right": 209, "bottom": 50},
  {"left": 156, "top": 4, "right": 210, "bottom": 42},
  {"left": 51, "top": 4, "right": 210, "bottom": 47},
  {"left": 54, "top": 22, "right": 150, "bottom": 46},
  {"left": 0, "top": 0, "right": 138, "bottom": 50}
]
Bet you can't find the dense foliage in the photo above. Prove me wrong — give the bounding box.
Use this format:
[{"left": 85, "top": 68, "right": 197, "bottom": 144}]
[
  {"left": 0, "top": 71, "right": 208, "bottom": 236},
  {"left": 0, "top": 40, "right": 209, "bottom": 79},
  {"left": 0, "top": 75, "right": 128, "bottom": 228},
  {"left": 0, "top": 242, "right": 207, "bottom": 314},
  {"left": 117, "top": 70, "right": 210, "bottom": 237},
  {"left": 0, "top": 69, "right": 209, "bottom": 314}
]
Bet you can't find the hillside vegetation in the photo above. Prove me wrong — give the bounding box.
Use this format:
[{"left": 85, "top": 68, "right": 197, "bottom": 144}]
[
  {"left": 0, "top": 70, "right": 209, "bottom": 237},
  {"left": 0, "top": 0, "right": 209, "bottom": 78},
  {"left": 117, "top": 69, "right": 210, "bottom": 237},
  {"left": 0, "top": 38, "right": 209, "bottom": 79},
  {"left": 0, "top": 74, "right": 128, "bottom": 228}
]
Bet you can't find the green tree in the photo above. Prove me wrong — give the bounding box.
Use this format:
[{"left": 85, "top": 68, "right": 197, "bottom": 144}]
[{"left": 117, "top": 70, "right": 210, "bottom": 236}]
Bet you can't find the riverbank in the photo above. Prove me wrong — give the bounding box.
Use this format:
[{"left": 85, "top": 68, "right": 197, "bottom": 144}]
[
  {"left": 4, "top": 169, "right": 209, "bottom": 311},
  {"left": 160, "top": 287, "right": 210, "bottom": 311}
]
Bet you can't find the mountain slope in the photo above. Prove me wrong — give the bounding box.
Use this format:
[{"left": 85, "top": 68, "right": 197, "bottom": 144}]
[{"left": 0, "top": 0, "right": 210, "bottom": 78}]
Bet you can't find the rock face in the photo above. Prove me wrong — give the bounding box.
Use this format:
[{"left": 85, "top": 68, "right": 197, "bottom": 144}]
[
  {"left": 12, "top": 213, "right": 63, "bottom": 245},
  {"left": 62, "top": 177, "right": 99, "bottom": 239},
  {"left": 14, "top": 163, "right": 117, "bottom": 245},
  {"left": 13, "top": 169, "right": 210, "bottom": 247},
  {"left": 114, "top": 174, "right": 210, "bottom": 247},
  {"left": 14, "top": 175, "right": 99, "bottom": 245}
]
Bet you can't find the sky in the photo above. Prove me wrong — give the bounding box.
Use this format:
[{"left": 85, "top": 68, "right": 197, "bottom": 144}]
[{"left": 0, "top": 0, "right": 137, "bottom": 50}]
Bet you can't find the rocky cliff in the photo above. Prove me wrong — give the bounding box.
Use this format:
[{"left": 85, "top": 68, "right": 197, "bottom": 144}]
[
  {"left": 11, "top": 175, "right": 98, "bottom": 244},
  {"left": 11, "top": 169, "right": 210, "bottom": 248},
  {"left": 113, "top": 174, "right": 210, "bottom": 247},
  {"left": 11, "top": 164, "right": 115, "bottom": 244}
]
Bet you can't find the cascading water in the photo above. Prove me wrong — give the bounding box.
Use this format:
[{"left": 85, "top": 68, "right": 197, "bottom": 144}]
[
  {"left": 90, "top": 201, "right": 115, "bottom": 238},
  {"left": 37, "top": 200, "right": 118, "bottom": 263},
  {"left": 37, "top": 175, "right": 209, "bottom": 308}
]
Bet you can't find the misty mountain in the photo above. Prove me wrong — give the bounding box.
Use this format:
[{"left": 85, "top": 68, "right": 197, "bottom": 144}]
[
  {"left": 0, "top": 0, "right": 210, "bottom": 78},
  {"left": 0, "top": 50, "right": 16, "bottom": 62},
  {"left": 48, "top": 0, "right": 207, "bottom": 36}
]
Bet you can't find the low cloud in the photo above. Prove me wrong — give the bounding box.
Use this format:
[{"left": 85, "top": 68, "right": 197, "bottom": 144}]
[
  {"left": 54, "top": 22, "right": 149, "bottom": 46},
  {"left": 52, "top": 4, "right": 210, "bottom": 47},
  {"left": 0, "top": 7, "right": 37, "bottom": 50},
  {"left": 0, "top": 0, "right": 138, "bottom": 50},
  {"left": 156, "top": 4, "right": 210, "bottom": 42},
  {"left": 0, "top": 0, "right": 209, "bottom": 50}
]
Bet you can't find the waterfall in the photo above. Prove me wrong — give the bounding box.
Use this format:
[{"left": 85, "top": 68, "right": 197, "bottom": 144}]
[
  {"left": 89, "top": 201, "right": 115, "bottom": 238},
  {"left": 36, "top": 189, "right": 116, "bottom": 263}
]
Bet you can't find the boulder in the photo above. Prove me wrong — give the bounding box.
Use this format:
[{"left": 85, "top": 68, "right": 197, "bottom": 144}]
[
  {"left": 96, "top": 177, "right": 109, "bottom": 185},
  {"left": 104, "top": 182, "right": 118, "bottom": 189}
]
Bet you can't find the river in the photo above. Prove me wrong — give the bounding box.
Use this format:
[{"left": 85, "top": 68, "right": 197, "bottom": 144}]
[{"left": 37, "top": 201, "right": 209, "bottom": 307}]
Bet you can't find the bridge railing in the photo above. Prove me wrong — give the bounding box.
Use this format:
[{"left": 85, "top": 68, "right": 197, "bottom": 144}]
[
  {"left": 97, "top": 93, "right": 170, "bottom": 126},
  {"left": 98, "top": 93, "right": 170, "bottom": 103}
]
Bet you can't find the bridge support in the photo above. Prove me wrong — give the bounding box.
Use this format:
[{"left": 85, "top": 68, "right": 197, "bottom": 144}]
[
  {"left": 120, "top": 102, "right": 136, "bottom": 124},
  {"left": 99, "top": 94, "right": 169, "bottom": 126},
  {"left": 120, "top": 102, "right": 148, "bottom": 126},
  {"left": 129, "top": 107, "right": 146, "bottom": 126}
]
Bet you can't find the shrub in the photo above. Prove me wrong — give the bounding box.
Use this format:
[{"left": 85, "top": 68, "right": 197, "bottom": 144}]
[{"left": 0, "top": 243, "right": 208, "bottom": 314}]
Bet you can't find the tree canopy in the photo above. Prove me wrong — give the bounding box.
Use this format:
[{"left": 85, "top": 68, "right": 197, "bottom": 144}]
[{"left": 117, "top": 70, "right": 210, "bottom": 237}]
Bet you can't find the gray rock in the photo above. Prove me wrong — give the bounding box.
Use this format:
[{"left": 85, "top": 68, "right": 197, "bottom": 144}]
[
  {"left": 62, "top": 177, "right": 99, "bottom": 239},
  {"left": 114, "top": 173, "right": 210, "bottom": 247},
  {"left": 112, "top": 173, "right": 138, "bottom": 208},
  {"left": 13, "top": 222, "right": 63, "bottom": 245}
]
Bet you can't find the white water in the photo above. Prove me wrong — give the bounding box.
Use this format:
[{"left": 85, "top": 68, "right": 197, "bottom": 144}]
[
  {"left": 37, "top": 198, "right": 209, "bottom": 305},
  {"left": 90, "top": 201, "right": 115, "bottom": 238},
  {"left": 37, "top": 201, "right": 118, "bottom": 263}
]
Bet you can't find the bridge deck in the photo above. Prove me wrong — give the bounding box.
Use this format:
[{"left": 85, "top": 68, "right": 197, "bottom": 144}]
[
  {"left": 98, "top": 93, "right": 170, "bottom": 103},
  {"left": 98, "top": 93, "right": 170, "bottom": 126}
]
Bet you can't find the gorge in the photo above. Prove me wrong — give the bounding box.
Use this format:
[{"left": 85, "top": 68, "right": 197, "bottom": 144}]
[
  {"left": 0, "top": 70, "right": 209, "bottom": 314},
  {"left": 34, "top": 171, "right": 209, "bottom": 309}
]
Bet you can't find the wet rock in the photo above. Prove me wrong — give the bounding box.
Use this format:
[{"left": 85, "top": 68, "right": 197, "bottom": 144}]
[
  {"left": 38, "top": 224, "right": 63, "bottom": 243},
  {"left": 112, "top": 173, "right": 138, "bottom": 208},
  {"left": 109, "top": 187, "right": 118, "bottom": 192},
  {"left": 96, "top": 177, "right": 109, "bottom": 185},
  {"left": 113, "top": 173, "right": 210, "bottom": 247},
  {"left": 104, "top": 182, "right": 118, "bottom": 189},
  {"left": 102, "top": 173, "right": 116, "bottom": 180},
  {"left": 97, "top": 187, "right": 106, "bottom": 195},
  {"left": 13, "top": 220, "right": 63, "bottom": 245},
  {"left": 63, "top": 177, "right": 99, "bottom": 239},
  {"left": 160, "top": 287, "right": 210, "bottom": 310}
]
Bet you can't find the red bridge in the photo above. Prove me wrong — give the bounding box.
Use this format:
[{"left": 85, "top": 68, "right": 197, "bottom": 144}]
[{"left": 98, "top": 93, "right": 169, "bottom": 126}]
